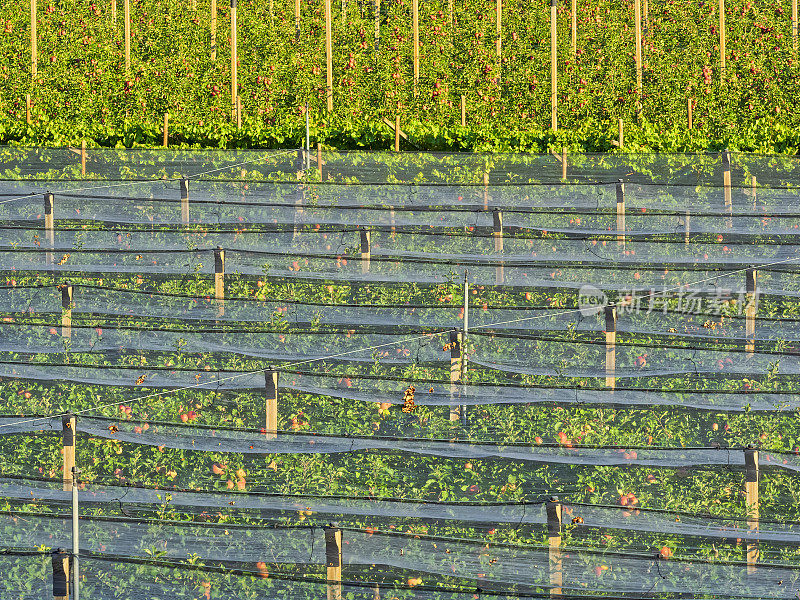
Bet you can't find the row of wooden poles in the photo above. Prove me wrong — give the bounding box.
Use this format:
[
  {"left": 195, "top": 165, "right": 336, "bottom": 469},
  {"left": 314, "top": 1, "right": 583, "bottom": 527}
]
[
  {"left": 50, "top": 414, "right": 766, "bottom": 598},
  {"left": 26, "top": 0, "right": 800, "bottom": 127}
]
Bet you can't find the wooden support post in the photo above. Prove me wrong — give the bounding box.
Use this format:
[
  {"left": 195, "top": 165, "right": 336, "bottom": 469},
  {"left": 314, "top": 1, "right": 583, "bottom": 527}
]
[
  {"left": 180, "top": 178, "right": 189, "bottom": 224},
  {"left": 546, "top": 498, "right": 563, "bottom": 596},
  {"left": 26, "top": 94, "right": 32, "bottom": 125},
  {"left": 616, "top": 181, "right": 625, "bottom": 247},
  {"left": 112, "top": 0, "right": 117, "bottom": 24},
  {"left": 687, "top": 97, "right": 693, "bottom": 129},
  {"left": 412, "top": 0, "right": 419, "bottom": 92},
  {"left": 751, "top": 175, "right": 757, "bottom": 209},
  {"left": 684, "top": 209, "right": 690, "bottom": 246},
  {"left": 162, "top": 113, "right": 169, "bottom": 147},
  {"left": 605, "top": 305, "right": 616, "bottom": 390},
  {"left": 744, "top": 448, "right": 759, "bottom": 572},
  {"left": 80, "top": 141, "right": 86, "bottom": 177},
  {"left": 214, "top": 247, "right": 225, "bottom": 315},
  {"left": 31, "top": 0, "right": 37, "bottom": 79},
  {"left": 793, "top": 0, "right": 798, "bottom": 55},
  {"left": 264, "top": 369, "right": 278, "bottom": 439},
  {"left": 325, "top": 0, "right": 333, "bottom": 112},
  {"left": 236, "top": 95, "right": 242, "bottom": 128},
  {"left": 44, "top": 192, "right": 54, "bottom": 266},
  {"left": 496, "top": 0, "right": 502, "bottom": 70},
  {"left": 52, "top": 548, "right": 69, "bottom": 600},
  {"left": 394, "top": 115, "right": 400, "bottom": 152},
  {"left": 210, "top": 0, "right": 217, "bottom": 60},
  {"left": 723, "top": 150, "right": 732, "bottom": 227},
  {"left": 618, "top": 117, "right": 624, "bottom": 149},
  {"left": 61, "top": 284, "right": 73, "bottom": 339},
  {"left": 745, "top": 269, "right": 757, "bottom": 357},
  {"left": 460, "top": 94, "right": 466, "bottom": 127},
  {"left": 295, "top": 0, "right": 301, "bottom": 36},
  {"left": 570, "top": 0, "right": 576, "bottom": 56},
  {"left": 449, "top": 329, "right": 463, "bottom": 421},
  {"left": 493, "top": 209, "right": 504, "bottom": 285},
  {"left": 719, "top": 0, "right": 726, "bottom": 78},
  {"left": 317, "top": 142, "right": 324, "bottom": 181},
  {"left": 550, "top": 0, "right": 557, "bottom": 131},
  {"left": 561, "top": 147, "right": 567, "bottom": 180},
  {"left": 124, "top": 0, "right": 130, "bottom": 71},
  {"left": 634, "top": 0, "right": 642, "bottom": 111},
  {"left": 360, "top": 229, "right": 371, "bottom": 274},
  {"left": 325, "top": 525, "right": 343, "bottom": 600},
  {"left": 230, "top": 0, "right": 238, "bottom": 120},
  {"left": 62, "top": 415, "right": 75, "bottom": 491}
]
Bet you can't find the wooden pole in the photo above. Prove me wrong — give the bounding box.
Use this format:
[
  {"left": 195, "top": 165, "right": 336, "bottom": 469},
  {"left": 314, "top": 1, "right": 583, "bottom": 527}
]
[
  {"left": 360, "top": 229, "right": 371, "bottom": 274},
  {"left": 264, "top": 369, "right": 278, "bottom": 439},
  {"left": 394, "top": 115, "right": 400, "bottom": 151},
  {"left": 230, "top": 0, "right": 238, "bottom": 120},
  {"left": 52, "top": 549, "right": 70, "bottom": 600},
  {"left": 295, "top": 0, "right": 301, "bottom": 36},
  {"left": 449, "top": 329, "right": 463, "bottom": 421},
  {"left": 546, "top": 498, "right": 563, "bottom": 596},
  {"left": 571, "top": 0, "right": 576, "bottom": 56},
  {"left": 723, "top": 150, "right": 732, "bottom": 227},
  {"left": 124, "top": 0, "right": 130, "bottom": 72},
  {"left": 112, "top": 0, "right": 117, "bottom": 24},
  {"left": 80, "top": 141, "right": 86, "bottom": 176},
  {"left": 317, "top": 142, "right": 324, "bottom": 180},
  {"left": 751, "top": 175, "right": 757, "bottom": 210},
  {"left": 211, "top": 0, "right": 217, "bottom": 60},
  {"left": 634, "top": 0, "right": 642, "bottom": 112},
  {"left": 61, "top": 284, "right": 73, "bottom": 339},
  {"left": 561, "top": 147, "right": 567, "bottom": 179},
  {"left": 684, "top": 209, "right": 690, "bottom": 246},
  {"left": 793, "top": 0, "right": 798, "bottom": 55},
  {"left": 325, "top": 0, "right": 333, "bottom": 112},
  {"left": 605, "top": 305, "right": 616, "bottom": 389},
  {"left": 496, "top": 0, "right": 502, "bottom": 65},
  {"left": 44, "top": 192, "right": 54, "bottom": 266},
  {"left": 618, "top": 117, "right": 624, "bottom": 148},
  {"left": 460, "top": 94, "right": 466, "bottom": 126},
  {"left": 62, "top": 415, "right": 76, "bottom": 491},
  {"left": 180, "top": 178, "right": 189, "bottom": 225},
  {"left": 26, "top": 94, "right": 32, "bottom": 125},
  {"left": 616, "top": 181, "right": 625, "bottom": 247},
  {"left": 550, "top": 0, "right": 557, "bottom": 131},
  {"left": 744, "top": 448, "right": 759, "bottom": 572},
  {"left": 412, "top": 0, "right": 419, "bottom": 94},
  {"left": 214, "top": 247, "right": 225, "bottom": 315},
  {"left": 325, "top": 525, "right": 343, "bottom": 600},
  {"left": 373, "top": 0, "right": 380, "bottom": 47},
  {"left": 493, "top": 209, "right": 504, "bottom": 285},
  {"left": 162, "top": 113, "right": 169, "bottom": 147},
  {"left": 719, "top": 0, "right": 726, "bottom": 78},
  {"left": 30, "top": 0, "right": 37, "bottom": 79},
  {"left": 687, "top": 97, "right": 693, "bottom": 129},
  {"left": 745, "top": 269, "right": 757, "bottom": 356}
]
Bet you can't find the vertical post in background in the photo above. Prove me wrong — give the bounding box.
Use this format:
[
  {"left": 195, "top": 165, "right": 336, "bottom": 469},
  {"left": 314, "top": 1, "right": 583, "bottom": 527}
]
[
  {"left": 618, "top": 118, "right": 624, "bottom": 148},
  {"left": 550, "top": 0, "right": 557, "bottom": 131},
  {"left": 719, "top": 0, "right": 726, "bottom": 78},
  {"left": 373, "top": 0, "right": 380, "bottom": 47},
  {"left": 546, "top": 498, "right": 563, "bottom": 596},
  {"left": 360, "top": 229, "right": 371, "bottom": 274},
  {"left": 460, "top": 94, "right": 466, "bottom": 126},
  {"left": 605, "top": 305, "right": 617, "bottom": 390},
  {"left": 751, "top": 175, "right": 758, "bottom": 210},
  {"left": 325, "top": 525, "right": 343, "bottom": 600},
  {"left": 460, "top": 270, "right": 469, "bottom": 427},
  {"left": 723, "top": 150, "right": 732, "bottom": 227},
  {"left": 124, "top": 0, "right": 130, "bottom": 71},
  {"left": 570, "top": 0, "right": 576, "bottom": 56},
  {"left": 744, "top": 448, "right": 759, "bottom": 572},
  {"left": 44, "top": 192, "right": 54, "bottom": 266},
  {"left": 230, "top": 0, "right": 238, "bottom": 120},
  {"left": 496, "top": 0, "right": 502, "bottom": 78},
  {"left": 634, "top": 0, "right": 642, "bottom": 112},
  {"left": 317, "top": 142, "right": 324, "bottom": 181},
  {"left": 211, "top": 0, "right": 217, "bottom": 60},
  {"left": 26, "top": 94, "right": 32, "bottom": 125},
  {"left": 31, "top": 0, "right": 37, "bottom": 79},
  {"left": 264, "top": 369, "right": 278, "bottom": 439},
  {"left": 493, "top": 209, "right": 504, "bottom": 285},
  {"left": 684, "top": 210, "right": 690, "bottom": 246},
  {"left": 745, "top": 269, "right": 757, "bottom": 357},
  {"left": 793, "top": 0, "right": 798, "bottom": 55},
  {"left": 449, "top": 329, "right": 463, "bottom": 422},
  {"left": 180, "top": 178, "right": 189, "bottom": 224},
  {"left": 295, "top": 0, "right": 301, "bottom": 36},
  {"left": 616, "top": 181, "right": 626, "bottom": 247},
  {"left": 394, "top": 115, "right": 400, "bottom": 151},
  {"left": 305, "top": 104, "right": 311, "bottom": 171},
  {"left": 61, "top": 284, "right": 73, "bottom": 338},
  {"left": 52, "top": 549, "right": 69, "bottom": 600},
  {"left": 62, "top": 415, "right": 75, "bottom": 491},
  {"left": 112, "top": 0, "right": 117, "bottom": 24},
  {"left": 412, "top": 0, "right": 419, "bottom": 93},
  {"left": 325, "top": 0, "right": 333, "bottom": 112},
  {"left": 214, "top": 247, "right": 225, "bottom": 315},
  {"left": 162, "top": 113, "right": 169, "bottom": 147},
  {"left": 561, "top": 147, "right": 567, "bottom": 179},
  {"left": 687, "top": 97, "right": 693, "bottom": 129},
  {"left": 71, "top": 466, "right": 80, "bottom": 600},
  {"left": 80, "top": 141, "right": 86, "bottom": 177}
]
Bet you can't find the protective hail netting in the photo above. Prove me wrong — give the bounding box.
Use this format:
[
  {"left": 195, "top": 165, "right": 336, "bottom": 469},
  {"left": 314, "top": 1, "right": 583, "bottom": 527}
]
[{"left": 3, "top": 150, "right": 800, "bottom": 598}]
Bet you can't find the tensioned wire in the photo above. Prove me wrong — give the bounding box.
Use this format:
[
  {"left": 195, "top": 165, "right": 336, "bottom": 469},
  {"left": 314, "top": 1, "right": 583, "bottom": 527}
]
[{"left": 2, "top": 252, "right": 800, "bottom": 431}]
